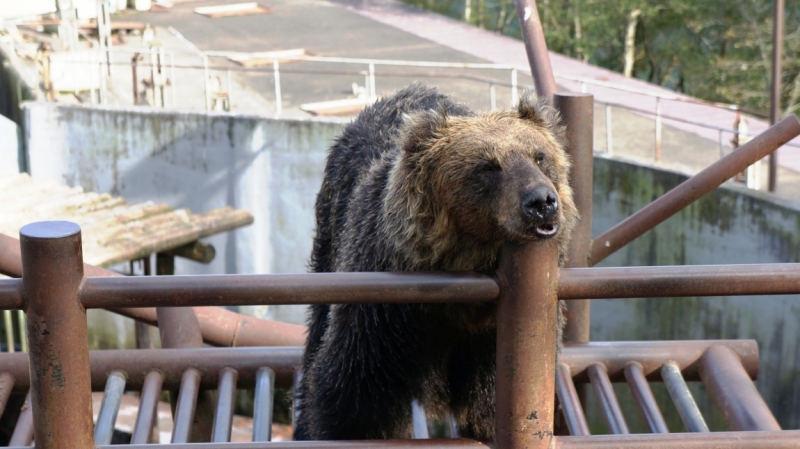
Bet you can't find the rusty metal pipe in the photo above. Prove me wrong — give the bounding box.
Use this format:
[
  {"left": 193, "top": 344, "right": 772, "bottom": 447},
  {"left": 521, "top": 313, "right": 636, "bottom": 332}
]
[
  {"left": 1, "top": 233, "right": 306, "bottom": 347},
  {"left": 112, "top": 441, "right": 495, "bottom": 448},
  {"left": 131, "top": 370, "right": 163, "bottom": 444},
  {"left": 171, "top": 368, "right": 201, "bottom": 444},
  {"left": 9, "top": 391, "right": 33, "bottom": 446},
  {"left": 212, "top": 367, "right": 239, "bottom": 442},
  {"left": 156, "top": 252, "right": 214, "bottom": 443},
  {"left": 587, "top": 363, "right": 629, "bottom": 434},
  {"left": 553, "top": 92, "right": 594, "bottom": 346},
  {"left": 559, "top": 340, "right": 755, "bottom": 383},
  {"left": 20, "top": 221, "right": 94, "bottom": 449},
  {"left": 699, "top": 345, "right": 781, "bottom": 431},
  {"left": 0, "top": 372, "right": 15, "bottom": 416},
  {"left": 556, "top": 430, "right": 800, "bottom": 448},
  {"left": 589, "top": 115, "right": 800, "bottom": 266},
  {"left": 555, "top": 363, "right": 590, "bottom": 436},
  {"left": 0, "top": 279, "right": 22, "bottom": 309},
  {"left": 0, "top": 341, "right": 755, "bottom": 392},
  {"left": 662, "top": 363, "right": 708, "bottom": 432},
  {"left": 80, "top": 272, "right": 500, "bottom": 308},
  {"left": 0, "top": 346, "right": 301, "bottom": 393},
  {"left": 624, "top": 362, "right": 668, "bottom": 433},
  {"left": 495, "top": 239, "right": 559, "bottom": 449},
  {"left": 94, "top": 370, "right": 127, "bottom": 445},
  {"left": 252, "top": 367, "right": 275, "bottom": 442},
  {"left": 559, "top": 263, "right": 800, "bottom": 299},
  {"left": 514, "top": 0, "right": 557, "bottom": 102}
]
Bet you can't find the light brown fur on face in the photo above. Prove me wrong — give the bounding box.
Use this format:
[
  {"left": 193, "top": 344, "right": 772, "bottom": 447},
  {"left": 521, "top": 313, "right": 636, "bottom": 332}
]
[{"left": 384, "top": 93, "right": 578, "bottom": 272}]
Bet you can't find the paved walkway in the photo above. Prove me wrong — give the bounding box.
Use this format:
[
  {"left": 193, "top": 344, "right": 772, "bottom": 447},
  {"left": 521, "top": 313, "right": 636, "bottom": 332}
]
[{"left": 333, "top": 0, "right": 800, "bottom": 174}]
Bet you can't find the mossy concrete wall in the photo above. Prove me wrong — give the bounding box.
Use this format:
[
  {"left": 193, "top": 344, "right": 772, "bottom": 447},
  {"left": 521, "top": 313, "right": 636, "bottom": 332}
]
[
  {"left": 21, "top": 102, "right": 800, "bottom": 429},
  {"left": 591, "top": 154, "right": 800, "bottom": 431}
]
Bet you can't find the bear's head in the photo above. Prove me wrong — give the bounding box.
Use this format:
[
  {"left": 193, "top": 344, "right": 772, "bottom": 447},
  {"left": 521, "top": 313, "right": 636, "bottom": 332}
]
[{"left": 385, "top": 92, "right": 578, "bottom": 270}]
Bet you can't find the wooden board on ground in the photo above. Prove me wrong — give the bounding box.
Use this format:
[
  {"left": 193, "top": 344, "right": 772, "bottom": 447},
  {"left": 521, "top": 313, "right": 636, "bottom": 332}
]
[
  {"left": 300, "top": 97, "right": 377, "bottom": 116},
  {"left": 228, "top": 48, "right": 310, "bottom": 67},
  {"left": 194, "top": 2, "right": 274, "bottom": 18},
  {"left": 0, "top": 173, "right": 253, "bottom": 267}
]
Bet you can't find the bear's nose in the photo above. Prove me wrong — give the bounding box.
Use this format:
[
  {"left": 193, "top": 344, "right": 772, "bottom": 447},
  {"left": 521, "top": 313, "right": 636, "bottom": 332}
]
[{"left": 522, "top": 186, "right": 558, "bottom": 220}]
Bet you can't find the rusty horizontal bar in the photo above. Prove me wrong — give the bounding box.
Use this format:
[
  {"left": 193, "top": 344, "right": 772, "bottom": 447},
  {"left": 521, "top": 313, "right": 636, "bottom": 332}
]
[
  {"left": 0, "top": 278, "right": 22, "bottom": 309},
  {"left": 700, "top": 345, "right": 781, "bottom": 431},
  {"left": 562, "top": 340, "right": 758, "bottom": 383},
  {"left": 556, "top": 430, "right": 800, "bottom": 448},
  {"left": 8, "top": 263, "right": 800, "bottom": 312},
  {"left": 589, "top": 115, "right": 800, "bottom": 266},
  {"left": 8, "top": 431, "right": 800, "bottom": 449},
  {"left": 79, "top": 272, "right": 500, "bottom": 308},
  {"left": 558, "top": 264, "right": 800, "bottom": 299},
  {"left": 123, "top": 441, "right": 493, "bottom": 448},
  {"left": 0, "top": 347, "right": 301, "bottom": 393},
  {"left": 0, "top": 233, "right": 307, "bottom": 347}
]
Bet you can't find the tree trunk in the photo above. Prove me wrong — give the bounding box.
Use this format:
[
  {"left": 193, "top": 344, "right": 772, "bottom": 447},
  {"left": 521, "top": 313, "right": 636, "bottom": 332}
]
[
  {"left": 623, "top": 9, "right": 642, "bottom": 78},
  {"left": 464, "top": 0, "right": 472, "bottom": 23},
  {"left": 573, "top": 0, "right": 584, "bottom": 61}
]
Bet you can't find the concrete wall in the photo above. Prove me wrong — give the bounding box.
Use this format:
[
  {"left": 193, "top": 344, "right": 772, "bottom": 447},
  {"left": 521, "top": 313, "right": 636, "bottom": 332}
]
[
  {"left": 23, "top": 102, "right": 344, "bottom": 325},
  {"left": 22, "top": 102, "right": 800, "bottom": 429},
  {"left": 590, "top": 154, "right": 800, "bottom": 431},
  {"left": 0, "top": 114, "right": 21, "bottom": 175}
]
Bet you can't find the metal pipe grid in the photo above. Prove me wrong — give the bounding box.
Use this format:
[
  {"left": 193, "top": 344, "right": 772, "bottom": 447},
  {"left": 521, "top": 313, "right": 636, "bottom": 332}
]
[{"left": 8, "top": 220, "right": 794, "bottom": 448}]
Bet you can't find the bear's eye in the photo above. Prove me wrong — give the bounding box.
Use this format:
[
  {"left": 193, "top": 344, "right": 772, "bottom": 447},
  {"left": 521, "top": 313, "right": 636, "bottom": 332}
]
[
  {"left": 479, "top": 161, "right": 501, "bottom": 173},
  {"left": 535, "top": 153, "right": 545, "bottom": 165}
]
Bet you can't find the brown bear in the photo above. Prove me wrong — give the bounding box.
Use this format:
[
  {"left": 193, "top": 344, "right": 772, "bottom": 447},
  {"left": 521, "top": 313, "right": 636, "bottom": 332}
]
[{"left": 294, "top": 83, "right": 577, "bottom": 441}]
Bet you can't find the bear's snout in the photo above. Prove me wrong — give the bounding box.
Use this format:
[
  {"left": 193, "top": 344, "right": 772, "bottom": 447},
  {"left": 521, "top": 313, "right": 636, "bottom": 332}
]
[{"left": 522, "top": 186, "right": 560, "bottom": 237}]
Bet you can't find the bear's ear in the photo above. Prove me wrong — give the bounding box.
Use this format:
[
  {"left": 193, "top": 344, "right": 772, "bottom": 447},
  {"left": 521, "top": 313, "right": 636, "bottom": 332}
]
[
  {"left": 398, "top": 108, "right": 449, "bottom": 153},
  {"left": 517, "top": 91, "right": 567, "bottom": 144}
]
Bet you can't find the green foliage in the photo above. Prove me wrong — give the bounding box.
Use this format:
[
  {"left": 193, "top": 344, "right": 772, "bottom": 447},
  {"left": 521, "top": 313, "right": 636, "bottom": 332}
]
[{"left": 401, "top": 0, "right": 800, "bottom": 117}]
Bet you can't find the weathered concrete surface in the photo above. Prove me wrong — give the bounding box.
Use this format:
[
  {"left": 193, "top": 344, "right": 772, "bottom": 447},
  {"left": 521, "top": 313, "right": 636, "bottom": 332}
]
[
  {"left": 591, "top": 154, "right": 800, "bottom": 432},
  {"left": 24, "top": 101, "right": 344, "bottom": 325},
  {"left": 0, "top": 114, "right": 21, "bottom": 175},
  {"left": 22, "top": 101, "right": 800, "bottom": 429}
]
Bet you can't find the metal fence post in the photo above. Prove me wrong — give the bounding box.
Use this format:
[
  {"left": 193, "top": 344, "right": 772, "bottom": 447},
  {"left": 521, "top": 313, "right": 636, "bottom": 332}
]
[
  {"left": 553, "top": 93, "right": 593, "bottom": 345},
  {"left": 496, "top": 238, "right": 559, "bottom": 449},
  {"left": 20, "top": 221, "right": 94, "bottom": 449},
  {"left": 273, "top": 59, "right": 283, "bottom": 115}
]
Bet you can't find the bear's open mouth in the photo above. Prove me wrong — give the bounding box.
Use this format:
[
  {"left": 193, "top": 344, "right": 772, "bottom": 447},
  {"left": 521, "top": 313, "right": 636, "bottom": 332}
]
[{"left": 534, "top": 223, "right": 559, "bottom": 237}]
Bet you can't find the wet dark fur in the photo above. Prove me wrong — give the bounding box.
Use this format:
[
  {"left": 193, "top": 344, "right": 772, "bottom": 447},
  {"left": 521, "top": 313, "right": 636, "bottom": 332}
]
[{"left": 294, "top": 84, "right": 575, "bottom": 441}]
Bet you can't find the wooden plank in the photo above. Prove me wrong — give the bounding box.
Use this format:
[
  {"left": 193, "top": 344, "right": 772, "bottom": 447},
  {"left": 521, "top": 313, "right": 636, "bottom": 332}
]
[
  {"left": 300, "top": 97, "right": 376, "bottom": 116},
  {"left": 228, "top": 49, "right": 310, "bottom": 67},
  {"left": 194, "top": 3, "right": 273, "bottom": 18}
]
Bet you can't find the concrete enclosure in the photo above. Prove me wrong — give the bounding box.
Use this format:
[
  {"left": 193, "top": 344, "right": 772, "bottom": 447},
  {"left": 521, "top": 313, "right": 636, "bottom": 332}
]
[{"left": 20, "top": 101, "right": 800, "bottom": 430}]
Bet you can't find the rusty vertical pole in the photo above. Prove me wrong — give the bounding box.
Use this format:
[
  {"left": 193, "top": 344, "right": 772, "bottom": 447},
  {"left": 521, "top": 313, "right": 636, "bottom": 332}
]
[
  {"left": 20, "top": 221, "right": 94, "bottom": 449},
  {"left": 156, "top": 252, "right": 214, "bottom": 442},
  {"left": 769, "top": 0, "right": 784, "bottom": 192},
  {"left": 553, "top": 92, "right": 593, "bottom": 345},
  {"left": 515, "top": 0, "right": 557, "bottom": 103},
  {"left": 496, "top": 239, "right": 559, "bottom": 448}
]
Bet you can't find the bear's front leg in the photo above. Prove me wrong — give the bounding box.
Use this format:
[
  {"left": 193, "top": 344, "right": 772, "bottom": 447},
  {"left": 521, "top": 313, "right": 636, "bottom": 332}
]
[{"left": 299, "top": 303, "right": 432, "bottom": 440}]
